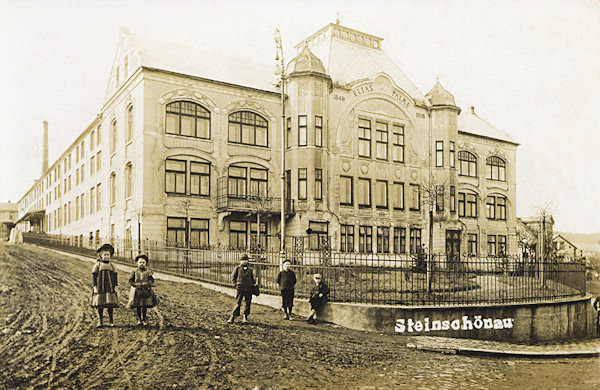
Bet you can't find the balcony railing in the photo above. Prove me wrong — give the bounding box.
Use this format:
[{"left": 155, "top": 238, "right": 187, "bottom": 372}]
[{"left": 216, "top": 194, "right": 294, "bottom": 214}]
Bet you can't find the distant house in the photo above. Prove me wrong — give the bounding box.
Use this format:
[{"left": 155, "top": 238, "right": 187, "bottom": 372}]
[
  {"left": 0, "top": 202, "right": 18, "bottom": 241},
  {"left": 552, "top": 234, "right": 581, "bottom": 262}
]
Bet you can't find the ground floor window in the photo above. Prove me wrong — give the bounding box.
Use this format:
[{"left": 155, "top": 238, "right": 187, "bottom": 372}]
[
  {"left": 487, "top": 235, "right": 496, "bottom": 256},
  {"left": 167, "top": 217, "right": 186, "bottom": 247},
  {"left": 409, "top": 228, "right": 422, "bottom": 254},
  {"left": 340, "top": 224, "right": 354, "bottom": 252},
  {"left": 359, "top": 226, "right": 373, "bottom": 253},
  {"left": 498, "top": 235, "right": 507, "bottom": 256},
  {"left": 467, "top": 233, "right": 478, "bottom": 255},
  {"left": 308, "top": 221, "right": 328, "bottom": 250},
  {"left": 377, "top": 226, "right": 390, "bottom": 253},
  {"left": 249, "top": 221, "right": 268, "bottom": 251},
  {"left": 190, "top": 218, "right": 209, "bottom": 248},
  {"left": 229, "top": 221, "right": 247, "bottom": 250},
  {"left": 393, "top": 227, "right": 406, "bottom": 254}
]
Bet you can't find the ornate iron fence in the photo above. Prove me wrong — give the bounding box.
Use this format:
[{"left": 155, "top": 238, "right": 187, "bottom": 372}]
[{"left": 23, "top": 232, "right": 586, "bottom": 306}]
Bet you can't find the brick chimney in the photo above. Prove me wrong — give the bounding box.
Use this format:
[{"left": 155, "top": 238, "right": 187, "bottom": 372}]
[{"left": 42, "top": 121, "right": 49, "bottom": 173}]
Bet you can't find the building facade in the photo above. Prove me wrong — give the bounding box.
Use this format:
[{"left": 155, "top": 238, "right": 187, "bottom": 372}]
[
  {"left": 0, "top": 202, "right": 18, "bottom": 241},
  {"left": 17, "top": 23, "right": 518, "bottom": 257}
]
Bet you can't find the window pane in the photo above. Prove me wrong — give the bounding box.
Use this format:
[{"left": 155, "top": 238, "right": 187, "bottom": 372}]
[
  {"left": 242, "top": 124, "right": 254, "bottom": 144},
  {"left": 229, "top": 124, "right": 240, "bottom": 142},
  {"left": 181, "top": 116, "right": 194, "bottom": 136},
  {"left": 256, "top": 126, "right": 266, "bottom": 146},
  {"left": 197, "top": 118, "right": 209, "bottom": 138}
]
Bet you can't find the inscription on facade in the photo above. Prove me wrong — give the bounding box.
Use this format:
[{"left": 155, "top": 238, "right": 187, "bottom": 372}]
[{"left": 352, "top": 83, "right": 411, "bottom": 108}]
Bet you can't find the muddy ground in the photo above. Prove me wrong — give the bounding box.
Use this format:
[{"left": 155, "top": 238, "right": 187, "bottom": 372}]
[{"left": 1, "top": 242, "right": 599, "bottom": 389}]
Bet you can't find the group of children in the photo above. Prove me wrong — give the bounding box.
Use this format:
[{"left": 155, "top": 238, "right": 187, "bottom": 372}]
[
  {"left": 91, "top": 243, "right": 158, "bottom": 327},
  {"left": 91, "top": 244, "right": 330, "bottom": 328}
]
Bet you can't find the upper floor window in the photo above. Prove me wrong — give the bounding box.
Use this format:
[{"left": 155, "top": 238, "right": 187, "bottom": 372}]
[
  {"left": 166, "top": 101, "right": 210, "bottom": 139},
  {"left": 109, "top": 172, "right": 116, "bottom": 206},
  {"left": 358, "top": 118, "right": 371, "bottom": 158},
  {"left": 486, "top": 195, "right": 507, "bottom": 220},
  {"left": 96, "top": 125, "right": 101, "bottom": 146},
  {"left": 392, "top": 125, "right": 404, "bottom": 163},
  {"left": 165, "top": 158, "right": 211, "bottom": 197},
  {"left": 450, "top": 141, "right": 455, "bottom": 168},
  {"left": 459, "top": 192, "right": 478, "bottom": 218},
  {"left": 375, "top": 180, "right": 388, "bottom": 209},
  {"left": 486, "top": 156, "right": 506, "bottom": 181},
  {"left": 249, "top": 167, "right": 268, "bottom": 197},
  {"left": 298, "top": 168, "right": 307, "bottom": 200},
  {"left": 228, "top": 111, "right": 267, "bottom": 147},
  {"left": 458, "top": 151, "right": 477, "bottom": 177},
  {"left": 375, "top": 122, "right": 388, "bottom": 160},
  {"left": 126, "top": 105, "right": 134, "bottom": 142},
  {"left": 436, "top": 141, "right": 443, "bottom": 167},
  {"left": 165, "top": 159, "right": 186, "bottom": 194},
  {"left": 298, "top": 115, "right": 307, "bottom": 146},
  {"left": 358, "top": 178, "right": 371, "bottom": 208},
  {"left": 410, "top": 184, "right": 420, "bottom": 211},
  {"left": 286, "top": 117, "right": 292, "bottom": 148},
  {"left": 191, "top": 162, "right": 210, "bottom": 196},
  {"left": 315, "top": 168, "right": 323, "bottom": 200},
  {"left": 125, "top": 163, "right": 133, "bottom": 199},
  {"left": 110, "top": 120, "right": 117, "bottom": 154},
  {"left": 90, "top": 130, "right": 96, "bottom": 150},
  {"left": 340, "top": 176, "right": 353, "bottom": 206},
  {"left": 315, "top": 115, "right": 323, "bottom": 147}
]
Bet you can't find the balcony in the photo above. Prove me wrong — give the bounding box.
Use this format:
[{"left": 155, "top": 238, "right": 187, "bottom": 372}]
[{"left": 216, "top": 177, "right": 294, "bottom": 215}]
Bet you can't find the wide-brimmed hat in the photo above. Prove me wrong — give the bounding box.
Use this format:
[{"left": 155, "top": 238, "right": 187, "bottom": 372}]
[
  {"left": 240, "top": 254, "right": 249, "bottom": 260},
  {"left": 135, "top": 254, "right": 149, "bottom": 264},
  {"left": 313, "top": 273, "right": 322, "bottom": 279},
  {"left": 96, "top": 243, "right": 114, "bottom": 256}
]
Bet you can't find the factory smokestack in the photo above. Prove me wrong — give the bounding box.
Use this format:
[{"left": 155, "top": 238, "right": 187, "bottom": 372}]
[{"left": 42, "top": 121, "right": 49, "bottom": 173}]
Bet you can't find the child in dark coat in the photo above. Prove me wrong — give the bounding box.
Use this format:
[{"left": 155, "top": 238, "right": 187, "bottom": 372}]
[
  {"left": 307, "top": 273, "right": 329, "bottom": 324},
  {"left": 227, "top": 254, "right": 257, "bottom": 324},
  {"left": 276, "top": 259, "right": 297, "bottom": 320},
  {"left": 91, "top": 243, "right": 119, "bottom": 328},
  {"left": 128, "top": 254, "right": 157, "bottom": 326}
]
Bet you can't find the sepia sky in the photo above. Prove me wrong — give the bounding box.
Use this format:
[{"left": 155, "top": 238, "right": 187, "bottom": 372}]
[{"left": 0, "top": 0, "right": 599, "bottom": 233}]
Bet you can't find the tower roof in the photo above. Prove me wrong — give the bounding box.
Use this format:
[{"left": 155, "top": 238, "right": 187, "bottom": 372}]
[
  {"left": 426, "top": 79, "right": 456, "bottom": 106},
  {"left": 287, "top": 44, "right": 327, "bottom": 76}
]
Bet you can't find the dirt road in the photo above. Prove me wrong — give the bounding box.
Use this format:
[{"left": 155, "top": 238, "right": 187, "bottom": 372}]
[{"left": 1, "top": 242, "right": 599, "bottom": 389}]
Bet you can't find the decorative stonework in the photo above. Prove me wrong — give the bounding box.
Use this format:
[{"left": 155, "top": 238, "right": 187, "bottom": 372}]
[
  {"left": 314, "top": 80, "right": 323, "bottom": 97},
  {"left": 338, "top": 109, "right": 356, "bottom": 154},
  {"left": 410, "top": 169, "right": 419, "bottom": 181},
  {"left": 224, "top": 98, "right": 274, "bottom": 120},
  {"left": 458, "top": 142, "right": 478, "bottom": 156},
  {"left": 487, "top": 148, "right": 509, "bottom": 163},
  {"left": 159, "top": 88, "right": 217, "bottom": 110},
  {"left": 395, "top": 167, "right": 404, "bottom": 180},
  {"left": 360, "top": 164, "right": 369, "bottom": 175},
  {"left": 341, "top": 161, "right": 351, "bottom": 172}
]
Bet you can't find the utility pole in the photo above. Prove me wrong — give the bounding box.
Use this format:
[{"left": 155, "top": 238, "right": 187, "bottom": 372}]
[{"left": 275, "top": 28, "right": 286, "bottom": 266}]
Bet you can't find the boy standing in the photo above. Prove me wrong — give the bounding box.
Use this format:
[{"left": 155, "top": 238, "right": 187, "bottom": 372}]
[{"left": 276, "top": 259, "right": 297, "bottom": 320}]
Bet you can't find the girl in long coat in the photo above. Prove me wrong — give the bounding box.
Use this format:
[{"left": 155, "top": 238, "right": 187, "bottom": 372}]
[
  {"left": 91, "top": 243, "right": 119, "bottom": 327},
  {"left": 128, "top": 254, "right": 157, "bottom": 326}
]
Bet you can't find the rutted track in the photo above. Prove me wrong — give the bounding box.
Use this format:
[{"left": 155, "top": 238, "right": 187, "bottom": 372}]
[{"left": 3, "top": 242, "right": 600, "bottom": 389}]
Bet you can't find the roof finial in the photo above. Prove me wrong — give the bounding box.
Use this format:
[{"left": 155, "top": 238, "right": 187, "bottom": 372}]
[
  {"left": 335, "top": 11, "right": 340, "bottom": 25},
  {"left": 436, "top": 74, "right": 440, "bottom": 83}
]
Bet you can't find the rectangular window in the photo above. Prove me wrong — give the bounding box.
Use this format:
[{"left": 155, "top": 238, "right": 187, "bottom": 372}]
[
  {"left": 435, "top": 185, "right": 444, "bottom": 212},
  {"left": 63, "top": 204, "right": 67, "bottom": 226},
  {"left": 90, "top": 187, "right": 95, "bottom": 215},
  {"left": 167, "top": 217, "right": 187, "bottom": 247},
  {"left": 450, "top": 141, "right": 455, "bottom": 168},
  {"left": 468, "top": 233, "right": 478, "bottom": 255},
  {"left": 497, "top": 197, "right": 506, "bottom": 220},
  {"left": 460, "top": 192, "right": 477, "bottom": 218},
  {"left": 68, "top": 201, "right": 72, "bottom": 224},
  {"left": 75, "top": 168, "right": 80, "bottom": 185},
  {"left": 190, "top": 162, "right": 210, "bottom": 196},
  {"left": 410, "top": 228, "right": 422, "bottom": 254},
  {"left": 81, "top": 141, "right": 85, "bottom": 159},
  {"left": 96, "top": 184, "right": 101, "bottom": 212},
  {"left": 486, "top": 196, "right": 496, "bottom": 219},
  {"left": 80, "top": 193, "right": 85, "bottom": 219},
  {"left": 393, "top": 227, "right": 406, "bottom": 254},
  {"left": 249, "top": 168, "right": 268, "bottom": 198},
  {"left": 358, "top": 178, "right": 371, "bottom": 208},
  {"left": 249, "top": 221, "right": 268, "bottom": 250},
  {"left": 436, "top": 141, "right": 443, "bottom": 167},
  {"left": 392, "top": 124, "right": 404, "bottom": 162},
  {"left": 340, "top": 224, "right": 354, "bottom": 252},
  {"left": 228, "top": 166, "right": 247, "bottom": 198},
  {"left": 315, "top": 115, "right": 323, "bottom": 147},
  {"left": 340, "top": 176, "right": 353, "bottom": 206},
  {"left": 450, "top": 186, "right": 456, "bottom": 213},
  {"left": 359, "top": 226, "right": 373, "bottom": 253},
  {"left": 298, "top": 168, "right": 307, "bottom": 200},
  {"left": 90, "top": 130, "right": 95, "bottom": 150},
  {"left": 166, "top": 159, "right": 186, "bottom": 194},
  {"left": 375, "top": 121, "right": 388, "bottom": 160},
  {"left": 308, "top": 221, "right": 328, "bottom": 250},
  {"left": 68, "top": 154, "right": 72, "bottom": 170},
  {"left": 286, "top": 117, "right": 291, "bottom": 148},
  {"left": 96, "top": 151, "right": 101, "bottom": 172},
  {"left": 393, "top": 182, "right": 404, "bottom": 210},
  {"left": 90, "top": 156, "right": 95, "bottom": 176},
  {"left": 487, "top": 235, "right": 497, "bottom": 256},
  {"left": 298, "top": 115, "right": 307, "bottom": 146},
  {"left": 127, "top": 106, "right": 133, "bottom": 142},
  {"left": 190, "top": 218, "right": 209, "bottom": 248},
  {"left": 498, "top": 235, "right": 507, "bottom": 256},
  {"left": 315, "top": 168, "right": 322, "bottom": 200},
  {"left": 458, "top": 192, "right": 465, "bottom": 217},
  {"left": 76, "top": 145, "right": 80, "bottom": 163},
  {"left": 75, "top": 196, "right": 80, "bottom": 221},
  {"left": 410, "top": 184, "right": 420, "bottom": 211},
  {"left": 377, "top": 226, "right": 390, "bottom": 253},
  {"left": 97, "top": 126, "right": 101, "bottom": 146},
  {"left": 375, "top": 180, "right": 388, "bottom": 209},
  {"left": 81, "top": 164, "right": 85, "bottom": 182},
  {"left": 358, "top": 118, "right": 371, "bottom": 158}
]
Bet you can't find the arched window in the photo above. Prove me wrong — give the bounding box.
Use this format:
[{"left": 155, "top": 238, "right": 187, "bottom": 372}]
[
  {"left": 458, "top": 151, "right": 477, "bottom": 177},
  {"left": 228, "top": 111, "right": 268, "bottom": 147},
  {"left": 109, "top": 172, "right": 116, "bottom": 206},
  {"left": 125, "top": 163, "right": 133, "bottom": 198},
  {"left": 486, "top": 156, "right": 506, "bottom": 181},
  {"left": 110, "top": 120, "right": 117, "bottom": 154},
  {"left": 126, "top": 105, "right": 133, "bottom": 143},
  {"left": 165, "top": 101, "right": 210, "bottom": 139}
]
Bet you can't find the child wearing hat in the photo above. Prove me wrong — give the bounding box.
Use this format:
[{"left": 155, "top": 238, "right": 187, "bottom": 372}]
[
  {"left": 91, "top": 243, "right": 119, "bottom": 327},
  {"left": 227, "top": 254, "right": 256, "bottom": 324},
  {"left": 307, "top": 273, "right": 329, "bottom": 324},
  {"left": 128, "top": 254, "right": 157, "bottom": 326},
  {"left": 276, "top": 259, "right": 297, "bottom": 320}
]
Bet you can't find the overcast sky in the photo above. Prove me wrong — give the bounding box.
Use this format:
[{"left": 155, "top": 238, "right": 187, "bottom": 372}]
[{"left": 1, "top": 0, "right": 599, "bottom": 233}]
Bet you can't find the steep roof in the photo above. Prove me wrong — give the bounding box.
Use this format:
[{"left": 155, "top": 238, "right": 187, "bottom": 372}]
[
  {"left": 458, "top": 106, "right": 518, "bottom": 145},
  {"left": 119, "top": 30, "right": 280, "bottom": 94},
  {"left": 300, "top": 24, "right": 428, "bottom": 104},
  {"left": 426, "top": 80, "right": 456, "bottom": 106}
]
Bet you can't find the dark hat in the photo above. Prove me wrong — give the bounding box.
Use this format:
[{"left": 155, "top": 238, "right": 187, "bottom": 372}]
[
  {"left": 240, "top": 254, "right": 250, "bottom": 261},
  {"left": 282, "top": 259, "right": 291, "bottom": 264},
  {"left": 96, "top": 243, "right": 114, "bottom": 256},
  {"left": 135, "top": 254, "right": 149, "bottom": 264}
]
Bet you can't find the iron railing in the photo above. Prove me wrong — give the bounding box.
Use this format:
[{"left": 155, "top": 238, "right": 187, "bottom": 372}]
[{"left": 23, "top": 232, "right": 586, "bottom": 306}]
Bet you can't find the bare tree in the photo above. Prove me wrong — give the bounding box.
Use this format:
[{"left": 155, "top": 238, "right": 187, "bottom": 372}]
[
  {"left": 420, "top": 172, "right": 447, "bottom": 291},
  {"left": 178, "top": 199, "right": 192, "bottom": 273},
  {"left": 246, "top": 187, "right": 277, "bottom": 256}
]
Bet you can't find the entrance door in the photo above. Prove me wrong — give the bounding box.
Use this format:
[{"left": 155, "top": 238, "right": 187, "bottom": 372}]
[{"left": 446, "top": 230, "right": 461, "bottom": 270}]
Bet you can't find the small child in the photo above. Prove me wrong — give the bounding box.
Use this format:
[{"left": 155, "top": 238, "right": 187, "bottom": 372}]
[
  {"left": 128, "top": 254, "right": 157, "bottom": 326},
  {"left": 276, "top": 259, "right": 297, "bottom": 320},
  {"left": 307, "top": 273, "right": 330, "bottom": 324},
  {"left": 91, "top": 243, "right": 119, "bottom": 327}
]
